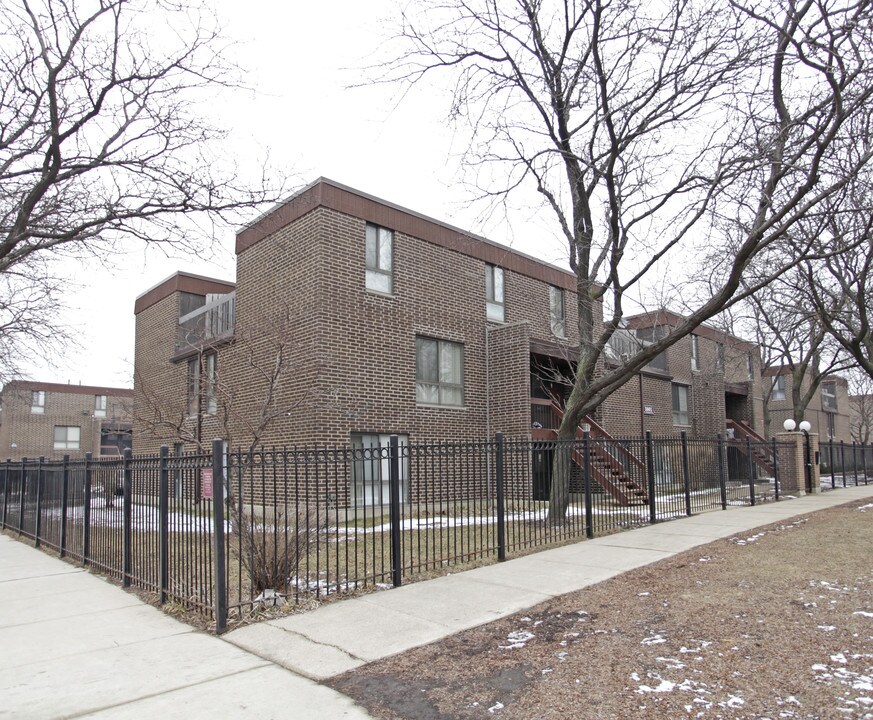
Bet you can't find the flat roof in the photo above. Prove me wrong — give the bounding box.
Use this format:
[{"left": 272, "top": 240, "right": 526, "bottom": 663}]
[
  {"left": 2, "top": 381, "right": 134, "bottom": 398},
  {"left": 134, "top": 271, "right": 235, "bottom": 315},
  {"left": 236, "top": 177, "right": 578, "bottom": 292}
]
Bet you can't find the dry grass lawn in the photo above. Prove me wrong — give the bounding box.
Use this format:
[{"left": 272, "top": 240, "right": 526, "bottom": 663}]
[{"left": 330, "top": 498, "right": 873, "bottom": 720}]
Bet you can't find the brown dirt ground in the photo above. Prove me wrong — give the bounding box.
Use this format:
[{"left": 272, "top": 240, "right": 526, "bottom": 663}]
[{"left": 329, "top": 498, "right": 873, "bottom": 720}]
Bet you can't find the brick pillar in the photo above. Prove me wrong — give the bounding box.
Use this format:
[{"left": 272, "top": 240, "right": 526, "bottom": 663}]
[{"left": 775, "top": 432, "right": 820, "bottom": 495}]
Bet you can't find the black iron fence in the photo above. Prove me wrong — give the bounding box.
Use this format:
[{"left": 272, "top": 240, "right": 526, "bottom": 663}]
[{"left": 1, "top": 433, "right": 868, "bottom": 633}]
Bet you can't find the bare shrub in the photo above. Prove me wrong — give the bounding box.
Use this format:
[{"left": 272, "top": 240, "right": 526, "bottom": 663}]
[{"left": 229, "top": 502, "right": 330, "bottom": 597}]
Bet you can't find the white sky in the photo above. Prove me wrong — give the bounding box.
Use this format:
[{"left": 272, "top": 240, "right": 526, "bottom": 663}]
[{"left": 30, "top": 0, "right": 570, "bottom": 389}]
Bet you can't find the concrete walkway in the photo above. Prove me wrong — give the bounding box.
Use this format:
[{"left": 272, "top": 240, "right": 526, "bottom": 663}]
[
  {"left": 1, "top": 486, "right": 871, "bottom": 719},
  {"left": 0, "top": 535, "right": 370, "bottom": 719},
  {"left": 225, "top": 485, "right": 873, "bottom": 680}
]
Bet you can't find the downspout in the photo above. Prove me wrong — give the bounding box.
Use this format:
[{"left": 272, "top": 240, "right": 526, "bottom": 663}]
[{"left": 485, "top": 325, "right": 492, "bottom": 507}]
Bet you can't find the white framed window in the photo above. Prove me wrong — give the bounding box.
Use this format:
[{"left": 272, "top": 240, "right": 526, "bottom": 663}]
[
  {"left": 94, "top": 395, "right": 107, "bottom": 417},
  {"left": 186, "top": 357, "right": 199, "bottom": 417},
  {"left": 365, "top": 223, "right": 393, "bottom": 294},
  {"left": 416, "top": 337, "right": 464, "bottom": 406},
  {"left": 716, "top": 343, "right": 725, "bottom": 372},
  {"left": 690, "top": 335, "right": 699, "bottom": 371},
  {"left": 549, "top": 286, "right": 566, "bottom": 338},
  {"left": 485, "top": 264, "right": 505, "bottom": 322},
  {"left": 351, "top": 433, "right": 409, "bottom": 505},
  {"left": 205, "top": 353, "right": 218, "bottom": 415},
  {"left": 747, "top": 352, "right": 754, "bottom": 379},
  {"left": 53, "top": 426, "right": 80, "bottom": 450},
  {"left": 31, "top": 390, "right": 45, "bottom": 414},
  {"left": 672, "top": 384, "right": 690, "bottom": 426},
  {"left": 821, "top": 381, "right": 838, "bottom": 412},
  {"left": 771, "top": 375, "right": 786, "bottom": 401}
]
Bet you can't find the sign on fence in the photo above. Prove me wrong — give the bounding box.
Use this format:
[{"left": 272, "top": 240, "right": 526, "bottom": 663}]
[{"left": 201, "top": 469, "right": 213, "bottom": 500}]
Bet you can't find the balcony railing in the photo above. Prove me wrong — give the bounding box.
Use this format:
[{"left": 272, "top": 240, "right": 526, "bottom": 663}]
[
  {"left": 176, "top": 292, "right": 235, "bottom": 353},
  {"left": 605, "top": 328, "right": 668, "bottom": 372}
]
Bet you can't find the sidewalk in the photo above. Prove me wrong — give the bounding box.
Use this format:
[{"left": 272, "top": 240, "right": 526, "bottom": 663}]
[
  {"left": 1, "top": 486, "right": 871, "bottom": 719},
  {"left": 0, "top": 535, "right": 370, "bottom": 719},
  {"left": 224, "top": 485, "right": 873, "bottom": 680}
]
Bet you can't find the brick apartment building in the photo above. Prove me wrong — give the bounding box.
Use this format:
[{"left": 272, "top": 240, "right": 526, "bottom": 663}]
[
  {"left": 0, "top": 381, "right": 133, "bottom": 461},
  {"left": 599, "top": 310, "right": 765, "bottom": 440},
  {"left": 763, "top": 368, "right": 851, "bottom": 442},
  {"left": 132, "top": 179, "right": 767, "bottom": 464}
]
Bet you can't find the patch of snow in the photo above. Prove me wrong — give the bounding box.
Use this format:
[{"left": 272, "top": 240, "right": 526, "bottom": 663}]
[
  {"left": 487, "top": 701, "right": 504, "bottom": 714},
  {"left": 818, "top": 625, "right": 837, "bottom": 632},
  {"left": 853, "top": 611, "right": 873, "bottom": 618},
  {"left": 499, "top": 630, "right": 534, "bottom": 649},
  {"left": 638, "top": 591, "right": 651, "bottom": 596},
  {"left": 642, "top": 633, "right": 667, "bottom": 646},
  {"left": 657, "top": 657, "right": 687, "bottom": 670}
]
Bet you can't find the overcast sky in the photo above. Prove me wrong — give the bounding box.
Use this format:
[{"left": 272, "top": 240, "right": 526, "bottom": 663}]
[{"left": 27, "top": 0, "right": 570, "bottom": 389}]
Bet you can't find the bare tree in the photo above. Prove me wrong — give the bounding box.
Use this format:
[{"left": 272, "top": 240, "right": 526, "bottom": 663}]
[
  {"left": 385, "top": 0, "right": 873, "bottom": 519},
  {"left": 0, "top": 0, "right": 286, "bottom": 376},
  {"left": 735, "top": 269, "right": 854, "bottom": 436},
  {"left": 135, "top": 303, "right": 317, "bottom": 454},
  {"left": 805, "top": 193, "right": 873, "bottom": 381},
  {"left": 849, "top": 372, "right": 873, "bottom": 444}
]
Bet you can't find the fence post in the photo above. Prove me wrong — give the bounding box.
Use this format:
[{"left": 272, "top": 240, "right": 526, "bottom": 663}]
[
  {"left": 583, "top": 432, "right": 594, "bottom": 538},
  {"left": 852, "top": 442, "right": 858, "bottom": 486},
  {"left": 771, "top": 438, "right": 780, "bottom": 501},
  {"left": 1, "top": 459, "right": 9, "bottom": 529},
  {"left": 60, "top": 455, "right": 70, "bottom": 557},
  {"left": 863, "top": 442, "right": 869, "bottom": 486},
  {"left": 745, "top": 438, "right": 756, "bottom": 506},
  {"left": 645, "top": 432, "right": 656, "bottom": 524},
  {"left": 122, "top": 448, "right": 133, "bottom": 587},
  {"left": 159, "top": 446, "right": 169, "bottom": 604},
  {"left": 212, "top": 439, "right": 228, "bottom": 635},
  {"left": 829, "top": 439, "right": 836, "bottom": 489},
  {"left": 0, "top": 458, "right": 12, "bottom": 530},
  {"left": 388, "top": 435, "right": 402, "bottom": 588},
  {"left": 840, "top": 442, "right": 847, "bottom": 488},
  {"left": 35, "top": 457, "right": 44, "bottom": 548},
  {"left": 495, "top": 433, "right": 506, "bottom": 561},
  {"left": 681, "top": 432, "right": 692, "bottom": 516},
  {"left": 18, "top": 458, "right": 26, "bottom": 537},
  {"left": 18, "top": 458, "right": 27, "bottom": 537},
  {"left": 717, "top": 434, "right": 727, "bottom": 510},
  {"left": 83, "top": 452, "right": 92, "bottom": 566}
]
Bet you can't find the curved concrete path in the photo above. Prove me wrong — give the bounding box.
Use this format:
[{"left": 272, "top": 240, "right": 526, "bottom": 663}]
[
  {"left": 225, "top": 485, "right": 873, "bottom": 680},
  {"left": 2, "top": 485, "right": 870, "bottom": 718}
]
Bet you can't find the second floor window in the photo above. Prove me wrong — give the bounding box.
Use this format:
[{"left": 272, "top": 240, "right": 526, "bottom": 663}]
[
  {"left": 549, "top": 286, "right": 565, "bottom": 338},
  {"left": 205, "top": 353, "right": 218, "bottom": 415},
  {"left": 186, "top": 358, "right": 199, "bottom": 417},
  {"left": 690, "top": 335, "right": 699, "bottom": 371},
  {"left": 716, "top": 343, "right": 725, "bottom": 372},
  {"left": 771, "top": 375, "right": 786, "bottom": 401},
  {"left": 416, "top": 337, "right": 464, "bottom": 406},
  {"left": 365, "top": 223, "right": 393, "bottom": 294},
  {"left": 31, "top": 390, "right": 45, "bottom": 414},
  {"left": 672, "top": 384, "right": 690, "bottom": 426},
  {"left": 485, "top": 265, "right": 505, "bottom": 322},
  {"left": 94, "top": 395, "right": 107, "bottom": 417},
  {"left": 821, "top": 381, "right": 838, "bottom": 411}
]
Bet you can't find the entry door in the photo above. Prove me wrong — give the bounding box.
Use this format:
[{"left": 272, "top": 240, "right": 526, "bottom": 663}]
[{"left": 352, "top": 434, "right": 408, "bottom": 506}]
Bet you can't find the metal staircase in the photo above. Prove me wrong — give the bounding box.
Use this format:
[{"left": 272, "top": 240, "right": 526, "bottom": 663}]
[
  {"left": 547, "top": 402, "right": 649, "bottom": 506},
  {"left": 725, "top": 419, "right": 775, "bottom": 476}
]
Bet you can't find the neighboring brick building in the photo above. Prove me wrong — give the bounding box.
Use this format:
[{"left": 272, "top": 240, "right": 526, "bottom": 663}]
[
  {"left": 763, "top": 368, "right": 851, "bottom": 442},
  {"left": 604, "top": 310, "right": 765, "bottom": 438},
  {"left": 0, "top": 381, "right": 133, "bottom": 461}
]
